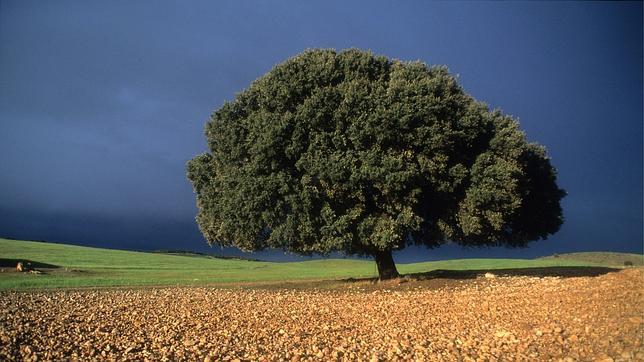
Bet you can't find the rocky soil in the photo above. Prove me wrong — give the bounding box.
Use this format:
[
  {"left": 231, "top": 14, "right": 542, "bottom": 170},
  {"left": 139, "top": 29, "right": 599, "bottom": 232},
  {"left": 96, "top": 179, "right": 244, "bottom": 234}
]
[{"left": 1, "top": 268, "right": 642, "bottom": 361}]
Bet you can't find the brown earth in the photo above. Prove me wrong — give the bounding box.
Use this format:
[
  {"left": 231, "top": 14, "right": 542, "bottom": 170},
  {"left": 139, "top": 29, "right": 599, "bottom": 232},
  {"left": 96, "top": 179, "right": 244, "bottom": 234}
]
[{"left": 0, "top": 268, "right": 642, "bottom": 361}]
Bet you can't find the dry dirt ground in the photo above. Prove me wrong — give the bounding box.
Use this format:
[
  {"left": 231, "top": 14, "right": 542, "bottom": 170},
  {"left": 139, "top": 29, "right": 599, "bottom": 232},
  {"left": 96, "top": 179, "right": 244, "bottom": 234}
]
[{"left": 1, "top": 269, "right": 642, "bottom": 361}]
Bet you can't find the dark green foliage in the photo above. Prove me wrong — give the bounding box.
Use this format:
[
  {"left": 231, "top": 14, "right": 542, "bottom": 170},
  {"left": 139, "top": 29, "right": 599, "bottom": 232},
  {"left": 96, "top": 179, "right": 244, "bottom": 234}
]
[{"left": 187, "top": 49, "right": 565, "bottom": 274}]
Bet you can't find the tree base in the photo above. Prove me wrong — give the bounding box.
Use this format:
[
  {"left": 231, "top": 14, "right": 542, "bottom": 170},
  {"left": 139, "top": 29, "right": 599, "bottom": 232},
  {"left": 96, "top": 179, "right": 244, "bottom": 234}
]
[{"left": 373, "top": 250, "right": 400, "bottom": 280}]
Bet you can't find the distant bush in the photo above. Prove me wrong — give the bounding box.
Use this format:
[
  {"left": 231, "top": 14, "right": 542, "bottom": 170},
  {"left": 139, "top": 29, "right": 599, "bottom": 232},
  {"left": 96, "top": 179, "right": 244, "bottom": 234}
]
[
  {"left": 553, "top": 253, "right": 559, "bottom": 258},
  {"left": 624, "top": 261, "right": 633, "bottom": 267},
  {"left": 152, "top": 250, "right": 262, "bottom": 262}
]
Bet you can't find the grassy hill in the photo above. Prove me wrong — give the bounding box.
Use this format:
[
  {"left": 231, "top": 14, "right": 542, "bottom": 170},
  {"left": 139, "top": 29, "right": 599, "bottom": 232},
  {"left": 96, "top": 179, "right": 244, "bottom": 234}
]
[
  {"left": 0, "top": 238, "right": 633, "bottom": 290},
  {"left": 539, "top": 252, "right": 643, "bottom": 266}
]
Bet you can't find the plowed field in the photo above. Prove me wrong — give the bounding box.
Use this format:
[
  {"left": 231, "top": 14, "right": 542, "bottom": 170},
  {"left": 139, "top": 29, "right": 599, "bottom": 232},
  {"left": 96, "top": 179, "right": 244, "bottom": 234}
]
[{"left": 1, "top": 269, "right": 642, "bottom": 361}]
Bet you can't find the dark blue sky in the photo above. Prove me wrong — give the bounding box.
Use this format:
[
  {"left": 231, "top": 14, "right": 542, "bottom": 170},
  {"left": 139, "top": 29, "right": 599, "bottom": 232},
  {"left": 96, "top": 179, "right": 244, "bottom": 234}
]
[{"left": 1, "top": 1, "right": 642, "bottom": 262}]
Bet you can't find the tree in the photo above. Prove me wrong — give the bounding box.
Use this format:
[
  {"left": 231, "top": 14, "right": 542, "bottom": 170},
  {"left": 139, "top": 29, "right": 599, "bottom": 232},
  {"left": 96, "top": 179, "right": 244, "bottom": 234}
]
[{"left": 187, "top": 49, "right": 565, "bottom": 280}]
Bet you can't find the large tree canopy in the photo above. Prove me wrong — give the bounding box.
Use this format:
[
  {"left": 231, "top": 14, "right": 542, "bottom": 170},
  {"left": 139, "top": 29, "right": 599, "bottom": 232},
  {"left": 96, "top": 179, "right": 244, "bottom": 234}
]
[{"left": 187, "top": 49, "right": 565, "bottom": 279}]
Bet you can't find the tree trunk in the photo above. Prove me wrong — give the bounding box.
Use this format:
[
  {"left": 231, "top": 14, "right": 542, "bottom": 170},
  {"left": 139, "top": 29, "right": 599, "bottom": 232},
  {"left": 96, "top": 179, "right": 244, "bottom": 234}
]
[{"left": 373, "top": 250, "right": 399, "bottom": 280}]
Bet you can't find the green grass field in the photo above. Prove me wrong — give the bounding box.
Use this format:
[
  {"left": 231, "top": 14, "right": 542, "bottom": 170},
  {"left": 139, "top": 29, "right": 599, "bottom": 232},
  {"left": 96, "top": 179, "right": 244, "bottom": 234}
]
[
  {"left": 538, "top": 251, "right": 643, "bottom": 266},
  {"left": 0, "top": 238, "right": 636, "bottom": 290}
]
